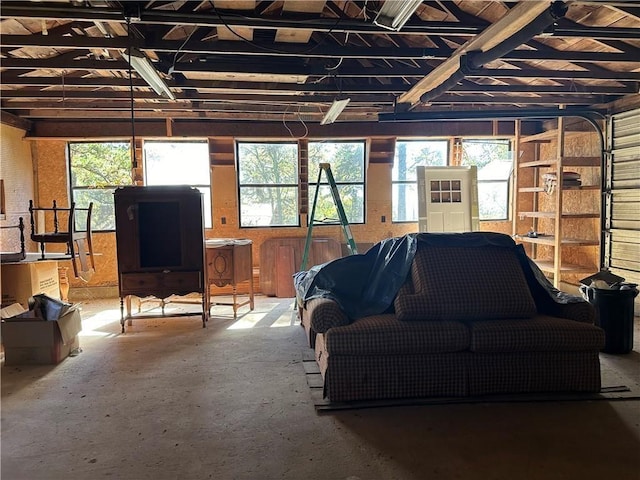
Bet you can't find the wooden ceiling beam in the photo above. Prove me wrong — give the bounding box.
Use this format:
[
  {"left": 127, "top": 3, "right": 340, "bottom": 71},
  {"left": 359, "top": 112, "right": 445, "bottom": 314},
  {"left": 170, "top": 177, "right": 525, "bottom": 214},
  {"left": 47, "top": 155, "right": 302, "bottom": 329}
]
[{"left": 398, "top": 1, "right": 560, "bottom": 105}]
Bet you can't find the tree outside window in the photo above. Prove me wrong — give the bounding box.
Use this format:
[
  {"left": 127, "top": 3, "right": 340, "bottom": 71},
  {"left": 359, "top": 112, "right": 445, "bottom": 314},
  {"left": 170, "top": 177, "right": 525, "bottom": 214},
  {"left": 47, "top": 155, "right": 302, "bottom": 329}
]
[
  {"left": 237, "top": 142, "right": 299, "bottom": 227},
  {"left": 143, "top": 141, "right": 212, "bottom": 228},
  {"left": 69, "top": 142, "right": 132, "bottom": 231},
  {"left": 392, "top": 140, "right": 448, "bottom": 222},
  {"left": 460, "top": 139, "right": 513, "bottom": 221},
  {"left": 308, "top": 141, "right": 365, "bottom": 225}
]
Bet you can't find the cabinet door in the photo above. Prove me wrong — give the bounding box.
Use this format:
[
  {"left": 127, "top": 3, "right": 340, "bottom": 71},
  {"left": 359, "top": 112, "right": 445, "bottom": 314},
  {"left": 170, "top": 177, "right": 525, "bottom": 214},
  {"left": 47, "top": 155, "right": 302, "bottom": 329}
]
[
  {"left": 114, "top": 192, "right": 141, "bottom": 272},
  {"left": 207, "top": 246, "right": 234, "bottom": 287}
]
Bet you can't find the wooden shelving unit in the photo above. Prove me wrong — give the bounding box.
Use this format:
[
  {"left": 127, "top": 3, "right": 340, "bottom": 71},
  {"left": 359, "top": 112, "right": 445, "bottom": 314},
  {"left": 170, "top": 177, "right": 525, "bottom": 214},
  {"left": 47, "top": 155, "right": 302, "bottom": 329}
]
[{"left": 513, "top": 119, "right": 602, "bottom": 287}]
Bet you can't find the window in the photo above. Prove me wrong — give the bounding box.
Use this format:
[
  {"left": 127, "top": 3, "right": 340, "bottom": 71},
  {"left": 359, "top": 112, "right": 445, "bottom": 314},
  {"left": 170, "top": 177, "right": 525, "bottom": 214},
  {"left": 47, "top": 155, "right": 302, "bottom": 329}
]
[
  {"left": 143, "top": 141, "right": 212, "bottom": 228},
  {"left": 392, "top": 140, "right": 448, "bottom": 222},
  {"left": 460, "top": 139, "right": 513, "bottom": 221},
  {"left": 237, "top": 142, "right": 299, "bottom": 227},
  {"left": 69, "top": 142, "right": 132, "bottom": 231},
  {"left": 308, "top": 141, "right": 365, "bottom": 225}
]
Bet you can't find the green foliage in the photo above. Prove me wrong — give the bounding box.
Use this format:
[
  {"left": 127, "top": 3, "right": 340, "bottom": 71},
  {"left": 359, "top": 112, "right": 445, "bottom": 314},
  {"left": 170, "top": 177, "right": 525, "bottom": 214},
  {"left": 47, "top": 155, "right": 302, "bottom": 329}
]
[
  {"left": 69, "top": 142, "right": 132, "bottom": 187},
  {"left": 69, "top": 142, "right": 132, "bottom": 231},
  {"left": 238, "top": 143, "right": 299, "bottom": 226},
  {"left": 460, "top": 140, "right": 510, "bottom": 169},
  {"left": 308, "top": 142, "right": 365, "bottom": 224}
]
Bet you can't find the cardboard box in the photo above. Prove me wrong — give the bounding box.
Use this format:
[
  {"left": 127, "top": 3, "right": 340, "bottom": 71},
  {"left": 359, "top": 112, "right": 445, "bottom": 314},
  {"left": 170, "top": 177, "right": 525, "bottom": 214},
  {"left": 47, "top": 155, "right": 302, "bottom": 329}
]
[
  {"left": 1, "top": 307, "right": 82, "bottom": 366},
  {"left": 1, "top": 261, "right": 60, "bottom": 308}
]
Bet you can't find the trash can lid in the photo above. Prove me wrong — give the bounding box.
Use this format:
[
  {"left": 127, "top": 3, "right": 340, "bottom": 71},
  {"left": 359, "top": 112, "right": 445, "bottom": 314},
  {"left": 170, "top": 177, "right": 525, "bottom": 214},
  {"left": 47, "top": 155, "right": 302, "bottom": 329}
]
[{"left": 579, "top": 270, "right": 625, "bottom": 287}]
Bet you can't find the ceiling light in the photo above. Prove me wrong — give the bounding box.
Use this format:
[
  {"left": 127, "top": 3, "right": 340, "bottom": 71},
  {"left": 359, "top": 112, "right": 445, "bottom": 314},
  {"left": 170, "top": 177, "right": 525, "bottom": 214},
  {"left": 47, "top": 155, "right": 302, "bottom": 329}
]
[
  {"left": 320, "top": 97, "right": 350, "bottom": 125},
  {"left": 374, "top": 0, "right": 423, "bottom": 31},
  {"left": 126, "top": 48, "right": 175, "bottom": 100}
]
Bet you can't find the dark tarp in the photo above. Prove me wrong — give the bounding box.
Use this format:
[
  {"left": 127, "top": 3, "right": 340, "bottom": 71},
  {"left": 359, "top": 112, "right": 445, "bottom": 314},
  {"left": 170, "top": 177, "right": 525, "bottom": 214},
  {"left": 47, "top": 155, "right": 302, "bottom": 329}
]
[{"left": 294, "top": 232, "right": 584, "bottom": 321}]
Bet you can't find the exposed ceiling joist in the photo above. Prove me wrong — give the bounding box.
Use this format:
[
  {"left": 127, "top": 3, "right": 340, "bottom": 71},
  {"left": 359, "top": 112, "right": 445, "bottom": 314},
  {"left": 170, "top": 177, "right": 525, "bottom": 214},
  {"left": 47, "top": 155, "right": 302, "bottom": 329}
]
[{"left": 399, "top": 1, "right": 563, "bottom": 105}]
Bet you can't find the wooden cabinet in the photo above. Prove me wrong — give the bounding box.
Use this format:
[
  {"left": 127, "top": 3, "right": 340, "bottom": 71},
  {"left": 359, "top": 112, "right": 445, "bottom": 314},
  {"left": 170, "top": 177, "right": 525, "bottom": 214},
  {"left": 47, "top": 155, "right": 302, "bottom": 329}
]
[
  {"left": 114, "top": 186, "right": 206, "bottom": 331},
  {"left": 205, "top": 239, "right": 254, "bottom": 318},
  {"left": 513, "top": 118, "right": 602, "bottom": 287}
]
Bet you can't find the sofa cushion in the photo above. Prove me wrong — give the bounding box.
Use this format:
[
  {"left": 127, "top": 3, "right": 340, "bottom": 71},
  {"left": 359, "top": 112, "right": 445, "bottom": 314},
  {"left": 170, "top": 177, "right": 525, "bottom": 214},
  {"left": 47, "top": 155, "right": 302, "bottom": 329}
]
[
  {"left": 324, "top": 314, "right": 469, "bottom": 355},
  {"left": 394, "top": 245, "right": 537, "bottom": 321},
  {"left": 469, "top": 315, "right": 605, "bottom": 353}
]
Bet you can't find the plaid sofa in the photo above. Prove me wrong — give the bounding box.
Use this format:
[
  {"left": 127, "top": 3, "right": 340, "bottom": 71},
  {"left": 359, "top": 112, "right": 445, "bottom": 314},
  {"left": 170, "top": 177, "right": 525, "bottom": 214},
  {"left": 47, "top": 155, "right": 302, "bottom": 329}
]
[{"left": 301, "top": 235, "right": 604, "bottom": 402}]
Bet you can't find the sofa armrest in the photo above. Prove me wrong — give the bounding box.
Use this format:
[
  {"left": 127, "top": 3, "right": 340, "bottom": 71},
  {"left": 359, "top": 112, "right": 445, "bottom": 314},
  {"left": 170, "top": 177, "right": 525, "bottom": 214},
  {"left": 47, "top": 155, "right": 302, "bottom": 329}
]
[
  {"left": 543, "top": 300, "right": 596, "bottom": 324},
  {"left": 306, "top": 297, "right": 351, "bottom": 334}
]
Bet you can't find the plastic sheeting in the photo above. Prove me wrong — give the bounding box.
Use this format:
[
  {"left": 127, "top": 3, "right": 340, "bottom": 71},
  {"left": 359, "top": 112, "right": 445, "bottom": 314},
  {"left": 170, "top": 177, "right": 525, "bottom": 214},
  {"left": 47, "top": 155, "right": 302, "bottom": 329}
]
[{"left": 294, "top": 232, "right": 583, "bottom": 321}]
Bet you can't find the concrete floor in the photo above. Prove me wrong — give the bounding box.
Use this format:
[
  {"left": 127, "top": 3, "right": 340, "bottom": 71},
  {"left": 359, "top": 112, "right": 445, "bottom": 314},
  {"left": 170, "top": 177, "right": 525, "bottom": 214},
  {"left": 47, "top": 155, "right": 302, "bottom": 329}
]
[{"left": 2, "top": 295, "right": 640, "bottom": 480}]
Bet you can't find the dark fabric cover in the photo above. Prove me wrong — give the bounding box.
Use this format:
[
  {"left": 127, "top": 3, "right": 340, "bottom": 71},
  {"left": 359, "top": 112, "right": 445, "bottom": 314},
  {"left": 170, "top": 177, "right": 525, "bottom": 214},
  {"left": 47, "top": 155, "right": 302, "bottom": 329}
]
[
  {"left": 324, "top": 314, "right": 469, "bottom": 355},
  {"left": 394, "top": 245, "right": 537, "bottom": 321},
  {"left": 294, "top": 234, "right": 417, "bottom": 320}
]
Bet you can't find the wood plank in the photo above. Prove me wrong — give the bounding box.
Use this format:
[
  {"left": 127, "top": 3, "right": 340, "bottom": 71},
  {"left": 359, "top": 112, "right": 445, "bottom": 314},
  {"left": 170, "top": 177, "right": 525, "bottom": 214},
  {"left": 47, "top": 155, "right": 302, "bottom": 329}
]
[
  {"left": 516, "top": 235, "right": 599, "bottom": 246},
  {"left": 275, "top": 245, "right": 296, "bottom": 298},
  {"left": 562, "top": 156, "right": 601, "bottom": 167},
  {"left": 535, "top": 260, "right": 598, "bottom": 274},
  {"left": 398, "top": 1, "right": 552, "bottom": 105},
  {"left": 520, "top": 159, "right": 558, "bottom": 168},
  {"left": 517, "top": 211, "right": 599, "bottom": 219}
]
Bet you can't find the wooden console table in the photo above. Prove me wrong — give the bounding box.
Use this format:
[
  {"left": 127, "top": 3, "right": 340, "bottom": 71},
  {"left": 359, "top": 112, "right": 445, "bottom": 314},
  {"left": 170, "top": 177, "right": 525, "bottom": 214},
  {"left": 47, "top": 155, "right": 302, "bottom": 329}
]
[{"left": 205, "top": 239, "right": 254, "bottom": 318}]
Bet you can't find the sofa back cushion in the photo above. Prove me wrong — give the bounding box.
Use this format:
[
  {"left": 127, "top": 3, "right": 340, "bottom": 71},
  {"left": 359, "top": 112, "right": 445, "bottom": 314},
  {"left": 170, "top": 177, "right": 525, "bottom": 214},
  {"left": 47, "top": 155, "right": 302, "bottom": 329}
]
[{"left": 394, "top": 245, "right": 537, "bottom": 321}]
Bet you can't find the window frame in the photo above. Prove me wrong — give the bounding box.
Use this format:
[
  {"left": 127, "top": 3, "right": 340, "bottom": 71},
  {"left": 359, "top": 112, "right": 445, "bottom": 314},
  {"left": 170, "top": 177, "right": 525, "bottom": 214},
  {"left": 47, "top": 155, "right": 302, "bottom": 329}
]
[
  {"left": 391, "top": 139, "right": 450, "bottom": 223},
  {"left": 142, "top": 139, "right": 212, "bottom": 229},
  {"left": 307, "top": 140, "right": 367, "bottom": 226},
  {"left": 458, "top": 138, "right": 513, "bottom": 222},
  {"left": 68, "top": 140, "right": 133, "bottom": 232},
  {"left": 236, "top": 141, "right": 300, "bottom": 228}
]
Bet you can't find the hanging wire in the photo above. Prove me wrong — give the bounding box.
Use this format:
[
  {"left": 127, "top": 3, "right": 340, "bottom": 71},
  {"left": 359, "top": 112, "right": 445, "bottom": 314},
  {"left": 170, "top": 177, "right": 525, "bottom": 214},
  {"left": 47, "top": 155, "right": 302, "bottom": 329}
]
[
  {"left": 208, "top": 0, "right": 346, "bottom": 55},
  {"left": 126, "top": 17, "right": 137, "bottom": 169},
  {"left": 61, "top": 70, "right": 66, "bottom": 105}
]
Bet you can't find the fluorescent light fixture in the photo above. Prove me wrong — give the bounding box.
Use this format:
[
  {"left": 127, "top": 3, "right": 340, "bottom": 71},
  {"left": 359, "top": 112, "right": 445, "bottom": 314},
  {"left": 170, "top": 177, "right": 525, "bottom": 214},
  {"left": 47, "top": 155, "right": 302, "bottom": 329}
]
[
  {"left": 320, "top": 97, "right": 350, "bottom": 125},
  {"left": 126, "top": 48, "right": 175, "bottom": 100},
  {"left": 374, "top": 0, "right": 423, "bottom": 31}
]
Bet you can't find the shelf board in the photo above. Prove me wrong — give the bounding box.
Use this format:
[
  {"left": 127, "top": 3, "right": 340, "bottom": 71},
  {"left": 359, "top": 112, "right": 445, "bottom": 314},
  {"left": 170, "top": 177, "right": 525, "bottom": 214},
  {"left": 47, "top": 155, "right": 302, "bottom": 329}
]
[
  {"left": 520, "top": 159, "right": 557, "bottom": 168},
  {"left": 515, "top": 235, "right": 599, "bottom": 246},
  {"left": 518, "top": 185, "right": 600, "bottom": 193},
  {"left": 534, "top": 260, "right": 598, "bottom": 274},
  {"left": 517, "top": 212, "right": 599, "bottom": 219},
  {"left": 563, "top": 184, "right": 600, "bottom": 191},
  {"left": 520, "top": 131, "right": 554, "bottom": 143},
  {"left": 521, "top": 130, "right": 593, "bottom": 143},
  {"left": 519, "top": 157, "right": 600, "bottom": 168},
  {"left": 561, "top": 156, "right": 601, "bottom": 167}
]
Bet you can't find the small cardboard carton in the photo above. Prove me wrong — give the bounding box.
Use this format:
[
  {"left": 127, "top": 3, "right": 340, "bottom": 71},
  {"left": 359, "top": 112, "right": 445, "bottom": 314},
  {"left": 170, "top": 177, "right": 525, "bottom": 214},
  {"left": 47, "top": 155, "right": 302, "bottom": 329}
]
[
  {"left": 1, "top": 260, "right": 60, "bottom": 308},
  {"left": 1, "top": 303, "right": 82, "bottom": 366}
]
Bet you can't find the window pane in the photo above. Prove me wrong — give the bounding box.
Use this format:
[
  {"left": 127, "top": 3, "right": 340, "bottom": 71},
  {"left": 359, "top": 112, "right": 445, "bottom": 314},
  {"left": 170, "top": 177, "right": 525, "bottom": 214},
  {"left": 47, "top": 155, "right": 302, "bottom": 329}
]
[
  {"left": 478, "top": 181, "right": 509, "bottom": 220},
  {"left": 392, "top": 140, "right": 448, "bottom": 222},
  {"left": 308, "top": 141, "right": 365, "bottom": 225},
  {"left": 239, "top": 186, "right": 298, "bottom": 227},
  {"left": 237, "top": 142, "right": 299, "bottom": 227},
  {"left": 392, "top": 183, "right": 419, "bottom": 222},
  {"left": 69, "top": 142, "right": 132, "bottom": 232},
  {"left": 392, "top": 140, "right": 448, "bottom": 181},
  {"left": 238, "top": 143, "right": 298, "bottom": 184},
  {"left": 72, "top": 188, "right": 117, "bottom": 231},
  {"left": 144, "top": 142, "right": 210, "bottom": 184},
  {"left": 460, "top": 139, "right": 512, "bottom": 221},
  {"left": 309, "top": 184, "right": 365, "bottom": 224},
  {"left": 309, "top": 142, "right": 365, "bottom": 182},
  {"left": 70, "top": 142, "right": 131, "bottom": 187},
  {"left": 143, "top": 141, "right": 211, "bottom": 228}
]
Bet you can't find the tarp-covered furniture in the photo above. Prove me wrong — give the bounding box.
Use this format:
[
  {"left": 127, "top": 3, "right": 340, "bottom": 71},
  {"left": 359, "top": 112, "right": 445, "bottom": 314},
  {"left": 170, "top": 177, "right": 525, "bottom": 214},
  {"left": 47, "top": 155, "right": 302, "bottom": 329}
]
[{"left": 296, "top": 232, "right": 604, "bottom": 403}]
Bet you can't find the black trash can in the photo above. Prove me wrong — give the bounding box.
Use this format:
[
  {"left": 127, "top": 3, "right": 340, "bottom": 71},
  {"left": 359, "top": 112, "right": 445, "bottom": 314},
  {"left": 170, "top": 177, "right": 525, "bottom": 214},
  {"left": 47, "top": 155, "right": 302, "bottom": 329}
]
[{"left": 581, "top": 286, "right": 639, "bottom": 354}]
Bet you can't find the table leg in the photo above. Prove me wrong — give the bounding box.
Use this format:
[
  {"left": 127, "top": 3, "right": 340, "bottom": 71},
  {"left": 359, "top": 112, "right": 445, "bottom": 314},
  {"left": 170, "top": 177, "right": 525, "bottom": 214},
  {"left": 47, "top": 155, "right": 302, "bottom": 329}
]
[{"left": 232, "top": 285, "right": 238, "bottom": 318}]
